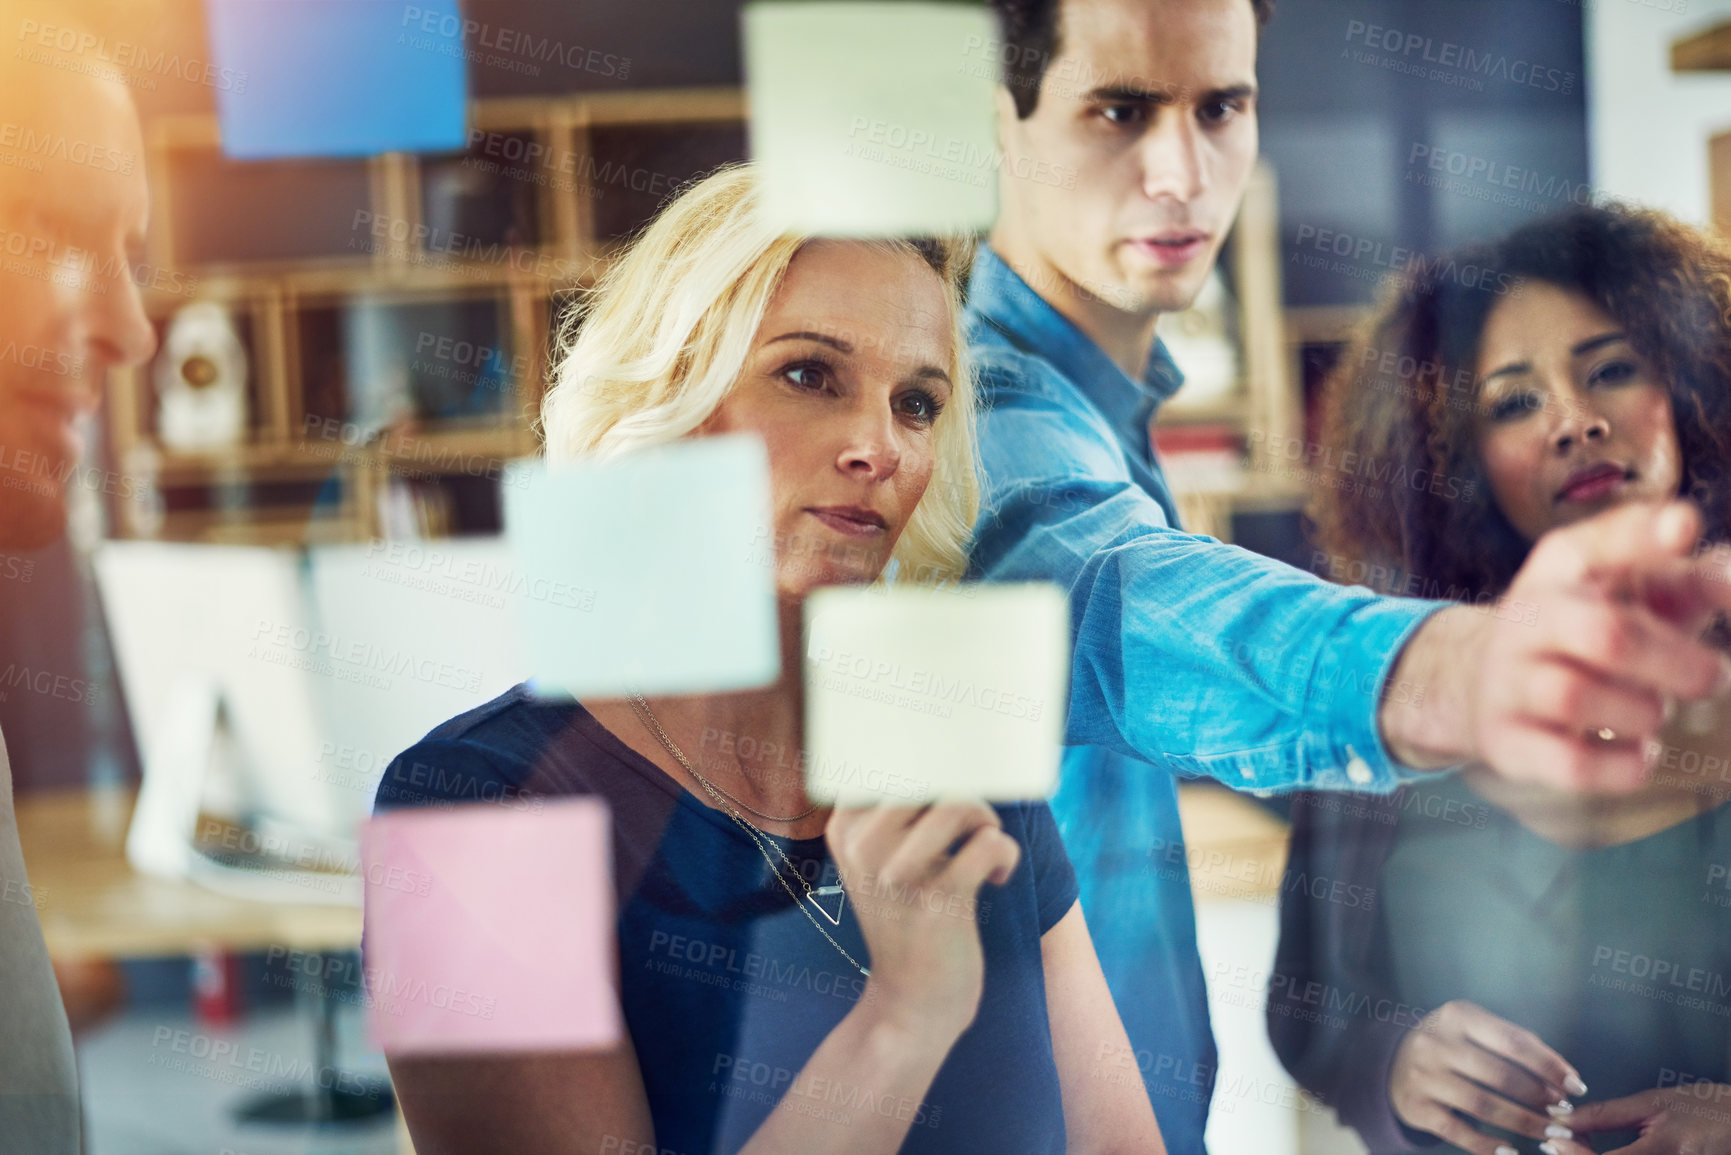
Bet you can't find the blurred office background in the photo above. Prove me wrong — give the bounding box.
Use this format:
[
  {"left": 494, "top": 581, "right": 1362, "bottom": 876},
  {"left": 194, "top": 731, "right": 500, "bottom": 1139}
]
[{"left": 7, "top": 0, "right": 1729, "bottom": 1152}]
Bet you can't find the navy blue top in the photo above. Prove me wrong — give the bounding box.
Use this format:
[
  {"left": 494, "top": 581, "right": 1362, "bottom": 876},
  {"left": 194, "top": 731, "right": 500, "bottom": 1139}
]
[
  {"left": 1273, "top": 777, "right": 1731, "bottom": 1155},
  {"left": 373, "top": 683, "right": 1081, "bottom": 1155}
]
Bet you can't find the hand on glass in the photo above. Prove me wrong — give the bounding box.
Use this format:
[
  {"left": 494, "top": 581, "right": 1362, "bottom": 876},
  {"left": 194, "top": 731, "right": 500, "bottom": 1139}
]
[{"left": 1462, "top": 501, "right": 1731, "bottom": 792}]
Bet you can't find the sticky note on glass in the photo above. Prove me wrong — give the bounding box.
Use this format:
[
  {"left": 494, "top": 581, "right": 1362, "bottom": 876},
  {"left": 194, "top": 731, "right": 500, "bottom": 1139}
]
[
  {"left": 745, "top": 2, "right": 1000, "bottom": 236},
  {"left": 503, "top": 435, "right": 780, "bottom": 698},
  {"left": 361, "top": 797, "right": 619, "bottom": 1055},
  {"left": 804, "top": 583, "right": 1069, "bottom": 804},
  {"left": 206, "top": 0, "right": 467, "bottom": 159}
]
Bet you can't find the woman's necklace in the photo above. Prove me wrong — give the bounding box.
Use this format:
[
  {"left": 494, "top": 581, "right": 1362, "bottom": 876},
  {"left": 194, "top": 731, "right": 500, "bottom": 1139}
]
[
  {"left": 627, "top": 693, "right": 820, "bottom": 823},
  {"left": 626, "top": 694, "right": 869, "bottom": 978}
]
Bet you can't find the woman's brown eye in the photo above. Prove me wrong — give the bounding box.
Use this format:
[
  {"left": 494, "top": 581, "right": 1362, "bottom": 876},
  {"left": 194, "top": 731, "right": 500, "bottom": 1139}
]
[
  {"left": 1488, "top": 391, "right": 1541, "bottom": 422},
  {"left": 1590, "top": 361, "right": 1636, "bottom": 387},
  {"left": 900, "top": 390, "right": 943, "bottom": 423}
]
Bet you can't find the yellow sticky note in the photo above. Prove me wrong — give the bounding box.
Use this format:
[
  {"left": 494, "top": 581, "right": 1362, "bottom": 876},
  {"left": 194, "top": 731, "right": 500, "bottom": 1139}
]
[
  {"left": 746, "top": 2, "right": 1001, "bottom": 236},
  {"left": 803, "top": 583, "right": 1069, "bottom": 804}
]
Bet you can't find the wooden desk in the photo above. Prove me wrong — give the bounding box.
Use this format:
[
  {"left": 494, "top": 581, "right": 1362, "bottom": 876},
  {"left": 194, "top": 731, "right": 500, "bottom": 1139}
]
[
  {"left": 14, "top": 786, "right": 361, "bottom": 959},
  {"left": 14, "top": 787, "right": 413, "bottom": 1149},
  {"left": 17, "top": 782, "right": 1287, "bottom": 946}
]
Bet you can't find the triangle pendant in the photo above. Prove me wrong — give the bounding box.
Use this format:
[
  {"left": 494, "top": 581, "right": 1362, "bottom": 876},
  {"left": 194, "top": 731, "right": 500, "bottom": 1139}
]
[{"left": 806, "top": 884, "right": 846, "bottom": 926}]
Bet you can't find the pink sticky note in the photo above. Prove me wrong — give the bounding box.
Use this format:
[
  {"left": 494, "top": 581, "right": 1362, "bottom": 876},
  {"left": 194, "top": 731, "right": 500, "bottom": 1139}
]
[{"left": 360, "top": 797, "right": 620, "bottom": 1055}]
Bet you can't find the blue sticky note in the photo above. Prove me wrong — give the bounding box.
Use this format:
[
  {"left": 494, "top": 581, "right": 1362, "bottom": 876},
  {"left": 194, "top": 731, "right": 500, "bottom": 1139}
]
[
  {"left": 207, "top": 0, "right": 468, "bottom": 159},
  {"left": 503, "top": 435, "right": 782, "bottom": 698}
]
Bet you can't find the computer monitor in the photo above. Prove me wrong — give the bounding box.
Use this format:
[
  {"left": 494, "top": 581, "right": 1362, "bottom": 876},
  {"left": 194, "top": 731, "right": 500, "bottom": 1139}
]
[
  {"left": 306, "top": 538, "right": 531, "bottom": 793},
  {"left": 93, "top": 539, "right": 527, "bottom": 902}
]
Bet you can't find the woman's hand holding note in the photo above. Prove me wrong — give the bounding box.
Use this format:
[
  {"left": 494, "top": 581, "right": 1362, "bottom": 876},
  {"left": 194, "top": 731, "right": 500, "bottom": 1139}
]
[{"left": 827, "top": 801, "right": 1021, "bottom": 1043}]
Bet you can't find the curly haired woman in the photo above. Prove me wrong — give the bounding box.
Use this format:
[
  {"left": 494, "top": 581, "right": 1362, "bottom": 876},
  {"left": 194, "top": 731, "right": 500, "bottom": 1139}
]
[{"left": 1271, "top": 203, "right": 1731, "bottom": 1155}]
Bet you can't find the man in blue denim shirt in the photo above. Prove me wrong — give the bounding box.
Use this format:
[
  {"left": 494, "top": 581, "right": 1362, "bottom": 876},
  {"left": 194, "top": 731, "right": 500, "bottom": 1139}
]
[{"left": 969, "top": 0, "right": 1731, "bottom": 1150}]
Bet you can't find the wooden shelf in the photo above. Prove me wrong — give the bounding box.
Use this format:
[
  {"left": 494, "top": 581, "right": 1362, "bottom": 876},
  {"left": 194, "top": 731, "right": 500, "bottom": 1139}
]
[
  {"left": 153, "top": 443, "right": 359, "bottom": 483},
  {"left": 575, "top": 87, "right": 747, "bottom": 126},
  {"left": 111, "top": 87, "right": 751, "bottom": 544},
  {"left": 1157, "top": 393, "right": 1254, "bottom": 426},
  {"left": 114, "top": 89, "right": 1299, "bottom": 548},
  {"left": 1673, "top": 21, "right": 1731, "bottom": 71},
  {"left": 1283, "top": 304, "right": 1368, "bottom": 347},
  {"left": 1143, "top": 161, "right": 1301, "bottom": 542}
]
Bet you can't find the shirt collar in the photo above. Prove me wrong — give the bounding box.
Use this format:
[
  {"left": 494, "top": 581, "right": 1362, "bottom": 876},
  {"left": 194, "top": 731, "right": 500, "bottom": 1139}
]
[{"left": 967, "top": 246, "right": 1186, "bottom": 438}]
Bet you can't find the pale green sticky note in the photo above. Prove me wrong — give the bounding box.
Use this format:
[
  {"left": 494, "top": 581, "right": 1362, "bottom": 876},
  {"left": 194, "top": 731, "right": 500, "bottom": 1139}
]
[
  {"left": 503, "top": 435, "right": 781, "bottom": 698},
  {"left": 803, "top": 583, "right": 1070, "bottom": 804},
  {"left": 746, "top": 2, "right": 1000, "bottom": 236}
]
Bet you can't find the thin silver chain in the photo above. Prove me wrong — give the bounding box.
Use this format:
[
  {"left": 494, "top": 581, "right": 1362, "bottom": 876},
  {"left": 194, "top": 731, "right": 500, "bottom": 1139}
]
[
  {"left": 627, "top": 693, "right": 820, "bottom": 822},
  {"left": 626, "top": 694, "right": 869, "bottom": 977}
]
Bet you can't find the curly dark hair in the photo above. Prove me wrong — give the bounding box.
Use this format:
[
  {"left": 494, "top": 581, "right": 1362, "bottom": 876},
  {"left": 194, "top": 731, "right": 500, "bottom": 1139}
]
[
  {"left": 991, "top": 0, "right": 1276, "bottom": 119},
  {"left": 1310, "top": 202, "right": 1731, "bottom": 603}
]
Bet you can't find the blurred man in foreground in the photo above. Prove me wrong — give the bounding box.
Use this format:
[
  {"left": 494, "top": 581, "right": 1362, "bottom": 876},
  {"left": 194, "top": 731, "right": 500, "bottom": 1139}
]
[{"left": 0, "top": 18, "right": 157, "bottom": 1146}]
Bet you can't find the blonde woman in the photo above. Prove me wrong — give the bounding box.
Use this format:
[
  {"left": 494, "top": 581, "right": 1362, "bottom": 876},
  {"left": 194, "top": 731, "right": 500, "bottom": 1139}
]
[{"left": 372, "top": 165, "right": 1163, "bottom": 1155}]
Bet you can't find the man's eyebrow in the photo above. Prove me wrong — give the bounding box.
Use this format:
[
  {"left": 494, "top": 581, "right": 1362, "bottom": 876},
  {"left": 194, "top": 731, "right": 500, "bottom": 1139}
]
[
  {"left": 1082, "top": 82, "right": 1257, "bottom": 105},
  {"left": 766, "top": 330, "right": 853, "bottom": 354},
  {"left": 1084, "top": 84, "right": 1182, "bottom": 105},
  {"left": 1200, "top": 83, "right": 1258, "bottom": 104}
]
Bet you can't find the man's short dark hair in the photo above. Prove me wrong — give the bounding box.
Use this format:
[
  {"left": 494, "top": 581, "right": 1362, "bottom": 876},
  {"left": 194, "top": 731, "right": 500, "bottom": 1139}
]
[{"left": 992, "top": 0, "right": 1274, "bottom": 119}]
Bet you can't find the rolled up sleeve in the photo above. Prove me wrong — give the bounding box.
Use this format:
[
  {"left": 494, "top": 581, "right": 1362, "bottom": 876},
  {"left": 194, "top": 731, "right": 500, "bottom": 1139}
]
[{"left": 968, "top": 355, "right": 1442, "bottom": 793}]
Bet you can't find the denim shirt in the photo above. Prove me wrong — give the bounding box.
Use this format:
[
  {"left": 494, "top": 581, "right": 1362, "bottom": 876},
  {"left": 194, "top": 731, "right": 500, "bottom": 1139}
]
[
  {"left": 964, "top": 247, "right": 1443, "bottom": 1154},
  {"left": 964, "top": 246, "right": 1440, "bottom": 792}
]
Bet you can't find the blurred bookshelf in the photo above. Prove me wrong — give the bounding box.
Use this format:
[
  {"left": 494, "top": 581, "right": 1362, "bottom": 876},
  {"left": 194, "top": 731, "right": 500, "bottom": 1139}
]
[
  {"left": 109, "top": 90, "right": 1305, "bottom": 547},
  {"left": 108, "top": 88, "right": 746, "bottom": 545},
  {"left": 1671, "top": 19, "right": 1731, "bottom": 72},
  {"left": 1671, "top": 25, "right": 1731, "bottom": 236}
]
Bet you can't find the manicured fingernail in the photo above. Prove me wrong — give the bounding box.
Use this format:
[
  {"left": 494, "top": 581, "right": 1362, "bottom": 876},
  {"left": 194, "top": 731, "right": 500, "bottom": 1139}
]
[
  {"left": 1548, "top": 1099, "right": 1574, "bottom": 1118},
  {"left": 1497, "top": 1146, "right": 1518, "bottom": 1155},
  {"left": 1565, "top": 1074, "right": 1588, "bottom": 1096},
  {"left": 1539, "top": 1143, "right": 1561, "bottom": 1155},
  {"left": 1547, "top": 1123, "right": 1573, "bottom": 1139}
]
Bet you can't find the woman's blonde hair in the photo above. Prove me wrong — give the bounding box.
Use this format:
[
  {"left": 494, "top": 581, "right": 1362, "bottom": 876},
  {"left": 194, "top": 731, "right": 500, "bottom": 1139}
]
[{"left": 538, "top": 163, "right": 979, "bottom": 585}]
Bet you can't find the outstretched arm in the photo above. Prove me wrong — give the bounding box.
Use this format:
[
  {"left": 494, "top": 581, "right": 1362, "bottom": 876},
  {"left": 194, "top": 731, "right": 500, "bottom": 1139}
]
[{"left": 973, "top": 364, "right": 1731, "bottom": 794}]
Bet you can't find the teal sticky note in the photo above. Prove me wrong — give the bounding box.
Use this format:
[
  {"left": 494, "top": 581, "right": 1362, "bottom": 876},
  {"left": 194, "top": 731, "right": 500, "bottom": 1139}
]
[
  {"left": 803, "top": 583, "right": 1070, "bottom": 804},
  {"left": 503, "top": 436, "right": 781, "bottom": 698},
  {"left": 745, "top": 2, "right": 1000, "bottom": 236}
]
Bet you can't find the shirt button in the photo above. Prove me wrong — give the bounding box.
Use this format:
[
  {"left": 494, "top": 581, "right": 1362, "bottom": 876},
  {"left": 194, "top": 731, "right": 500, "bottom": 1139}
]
[{"left": 1345, "top": 756, "right": 1373, "bottom": 786}]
